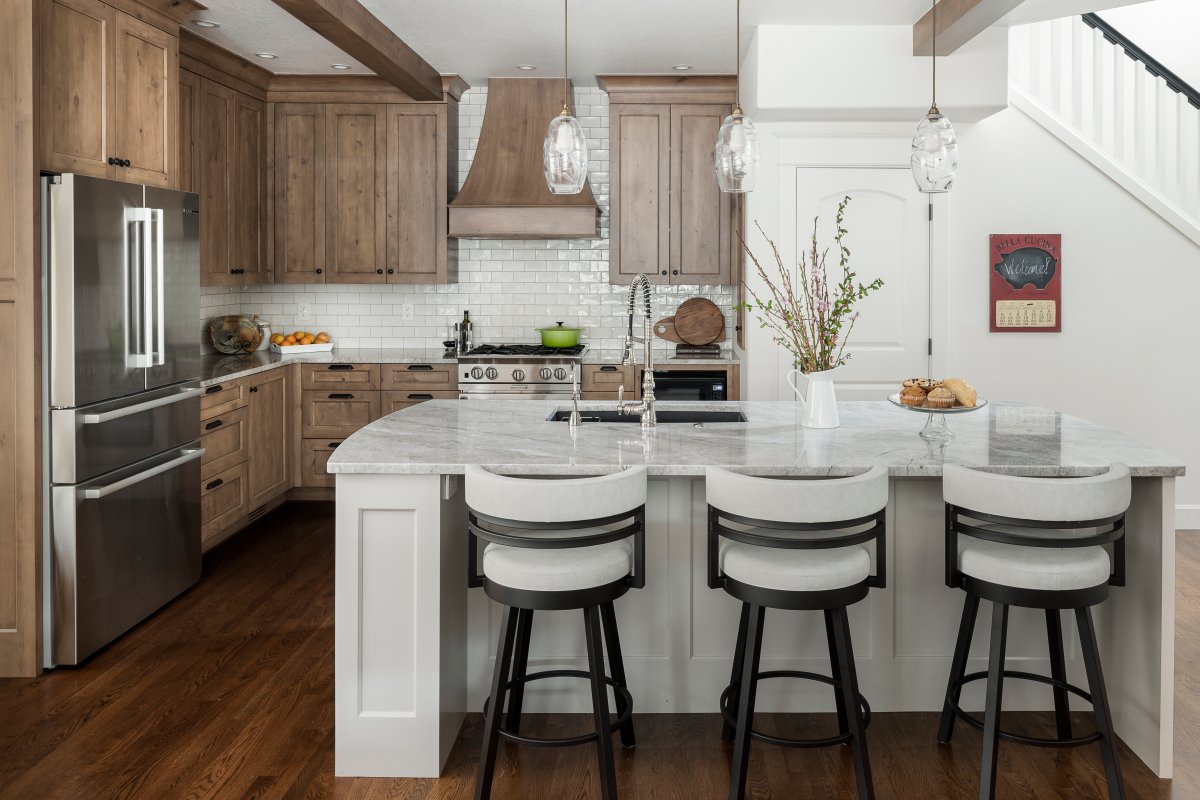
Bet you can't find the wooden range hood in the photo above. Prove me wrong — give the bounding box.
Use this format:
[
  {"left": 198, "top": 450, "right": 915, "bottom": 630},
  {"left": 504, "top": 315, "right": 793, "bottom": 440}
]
[{"left": 449, "top": 78, "right": 600, "bottom": 239}]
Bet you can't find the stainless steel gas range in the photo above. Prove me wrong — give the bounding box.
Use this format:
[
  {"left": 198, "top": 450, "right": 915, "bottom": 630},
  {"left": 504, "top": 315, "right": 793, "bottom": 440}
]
[{"left": 458, "top": 344, "right": 586, "bottom": 400}]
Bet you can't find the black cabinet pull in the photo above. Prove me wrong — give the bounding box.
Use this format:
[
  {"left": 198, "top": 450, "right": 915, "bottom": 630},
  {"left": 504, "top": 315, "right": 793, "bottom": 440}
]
[
  {"left": 315, "top": 268, "right": 323, "bottom": 274},
  {"left": 205, "top": 385, "right": 223, "bottom": 394},
  {"left": 249, "top": 386, "right": 258, "bottom": 393},
  {"left": 329, "top": 393, "right": 354, "bottom": 399},
  {"left": 387, "top": 268, "right": 394, "bottom": 274},
  {"left": 121, "top": 159, "right": 131, "bottom": 167},
  {"left": 407, "top": 364, "right": 433, "bottom": 371},
  {"left": 328, "top": 442, "right": 341, "bottom": 449},
  {"left": 599, "top": 366, "right": 619, "bottom": 372},
  {"left": 204, "top": 419, "right": 224, "bottom": 430},
  {"left": 205, "top": 478, "right": 224, "bottom": 491},
  {"left": 327, "top": 364, "right": 354, "bottom": 371},
  {"left": 408, "top": 393, "right": 433, "bottom": 400},
  {"left": 107, "top": 157, "right": 116, "bottom": 166}
]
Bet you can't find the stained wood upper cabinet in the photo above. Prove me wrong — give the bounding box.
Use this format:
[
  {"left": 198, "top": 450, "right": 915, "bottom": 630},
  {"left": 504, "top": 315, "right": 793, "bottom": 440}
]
[
  {"left": 177, "top": 70, "right": 200, "bottom": 193},
  {"left": 41, "top": 0, "right": 177, "bottom": 188},
  {"left": 231, "top": 93, "right": 267, "bottom": 282},
  {"left": 326, "top": 105, "right": 388, "bottom": 284},
  {"left": 274, "top": 103, "right": 327, "bottom": 283},
  {"left": 387, "top": 105, "right": 451, "bottom": 284},
  {"left": 608, "top": 101, "right": 738, "bottom": 286}
]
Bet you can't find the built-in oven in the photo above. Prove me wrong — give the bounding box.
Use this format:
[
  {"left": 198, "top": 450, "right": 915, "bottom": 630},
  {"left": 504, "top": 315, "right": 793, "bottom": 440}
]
[{"left": 645, "top": 369, "right": 729, "bottom": 401}]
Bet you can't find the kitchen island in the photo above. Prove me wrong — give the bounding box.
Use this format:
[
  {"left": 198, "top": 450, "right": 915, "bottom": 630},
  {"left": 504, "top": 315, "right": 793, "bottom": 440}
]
[{"left": 328, "top": 400, "right": 1183, "bottom": 779}]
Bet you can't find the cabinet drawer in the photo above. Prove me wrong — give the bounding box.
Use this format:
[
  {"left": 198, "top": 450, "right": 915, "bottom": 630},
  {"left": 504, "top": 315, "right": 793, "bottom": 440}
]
[
  {"left": 379, "top": 363, "right": 457, "bottom": 391},
  {"left": 582, "top": 365, "right": 632, "bottom": 392},
  {"left": 382, "top": 389, "right": 459, "bottom": 415},
  {"left": 301, "top": 390, "right": 381, "bottom": 438},
  {"left": 201, "top": 379, "right": 248, "bottom": 418},
  {"left": 200, "top": 405, "right": 248, "bottom": 480},
  {"left": 300, "top": 363, "right": 380, "bottom": 391},
  {"left": 301, "top": 438, "right": 342, "bottom": 488},
  {"left": 201, "top": 462, "right": 247, "bottom": 548}
]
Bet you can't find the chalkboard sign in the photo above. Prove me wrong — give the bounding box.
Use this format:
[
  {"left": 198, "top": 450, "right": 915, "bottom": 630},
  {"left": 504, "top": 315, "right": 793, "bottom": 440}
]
[{"left": 989, "top": 234, "right": 1062, "bottom": 332}]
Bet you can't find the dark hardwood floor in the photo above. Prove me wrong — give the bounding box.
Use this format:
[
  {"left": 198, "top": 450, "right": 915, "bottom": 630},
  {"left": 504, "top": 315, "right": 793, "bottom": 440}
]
[{"left": 1, "top": 503, "right": 1196, "bottom": 799}]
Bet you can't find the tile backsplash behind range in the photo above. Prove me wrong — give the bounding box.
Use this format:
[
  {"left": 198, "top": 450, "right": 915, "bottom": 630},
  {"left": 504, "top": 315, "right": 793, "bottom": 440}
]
[{"left": 200, "top": 87, "right": 736, "bottom": 352}]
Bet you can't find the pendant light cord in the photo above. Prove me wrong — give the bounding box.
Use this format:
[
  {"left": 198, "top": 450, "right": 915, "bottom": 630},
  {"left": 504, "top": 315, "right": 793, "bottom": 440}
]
[
  {"left": 930, "top": 0, "right": 939, "bottom": 115},
  {"left": 733, "top": 0, "right": 742, "bottom": 113},
  {"left": 562, "top": 0, "right": 570, "bottom": 113}
]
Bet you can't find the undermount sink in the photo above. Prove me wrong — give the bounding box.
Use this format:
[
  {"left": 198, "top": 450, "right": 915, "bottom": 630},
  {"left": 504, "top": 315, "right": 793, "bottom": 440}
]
[{"left": 548, "top": 409, "right": 748, "bottom": 424}]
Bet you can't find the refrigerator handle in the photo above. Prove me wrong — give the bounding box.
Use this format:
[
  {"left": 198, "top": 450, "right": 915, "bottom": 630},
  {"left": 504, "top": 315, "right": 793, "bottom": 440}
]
[
  {"left": 126, "top": 208, "right": 151, "bottom": 369},
  {"left": 81, "top": 448, "right": 205, "bottom": 500},
  {"left": 81, "top": 386, "right": 203, "bottom": 424},
  {"left": 151, "top": 208, "right": 165, "bottom": 367}
]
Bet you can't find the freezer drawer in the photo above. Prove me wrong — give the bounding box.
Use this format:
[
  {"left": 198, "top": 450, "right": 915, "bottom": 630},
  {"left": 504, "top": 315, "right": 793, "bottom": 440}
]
[
  {"left": 51, "top": 382, "right": 202, "bottom": 484},
  {"left": 51, "top": 444, "right": 203, "bottom": 665}
]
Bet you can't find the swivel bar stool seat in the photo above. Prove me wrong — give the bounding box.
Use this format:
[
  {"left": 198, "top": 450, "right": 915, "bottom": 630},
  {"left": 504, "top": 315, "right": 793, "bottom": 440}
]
[
  {"left": 706, "top": 465, "right": 889, "bottom": 800},
  {"left": 466, "top": 465, "right": 647, "bottom": 800},
  {"left": 938, "top": 463, "right": 1131, "bottom": 800}
]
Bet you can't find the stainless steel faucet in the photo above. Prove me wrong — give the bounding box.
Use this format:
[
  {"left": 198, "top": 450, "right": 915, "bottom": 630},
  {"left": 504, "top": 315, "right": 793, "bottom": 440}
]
[
  {"left": 568, "top": 363, "right": 583, "bottom": 428},
  {"left": 618, "top": 274, "right": 656, "bottom": 427}
]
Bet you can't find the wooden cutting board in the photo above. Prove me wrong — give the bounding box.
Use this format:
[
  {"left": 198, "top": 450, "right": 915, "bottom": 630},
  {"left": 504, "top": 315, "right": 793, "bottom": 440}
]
[
  {"left": 673, "top": 298, "right": 725, "bottom": 345},
  {"left": 652, "top": 316, "right": 687, "bottom": 343}
]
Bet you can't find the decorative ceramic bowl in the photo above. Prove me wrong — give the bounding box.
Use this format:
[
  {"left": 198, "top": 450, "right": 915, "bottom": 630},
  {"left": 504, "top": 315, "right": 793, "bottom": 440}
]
[{"left": 209, "top": 315, "right": 263, "bottom": 354}]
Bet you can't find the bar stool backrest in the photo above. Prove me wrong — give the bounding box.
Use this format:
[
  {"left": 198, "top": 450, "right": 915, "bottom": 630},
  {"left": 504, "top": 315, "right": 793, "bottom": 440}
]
[
  {"left": 706, "top": 466, "right": 889, "bottom": 524},
  {"left": 466, "top": 465, "right": 648, "bottom": 523},
  {"left": 943, "top": 464, "right": 1131, "bottom": 523}
]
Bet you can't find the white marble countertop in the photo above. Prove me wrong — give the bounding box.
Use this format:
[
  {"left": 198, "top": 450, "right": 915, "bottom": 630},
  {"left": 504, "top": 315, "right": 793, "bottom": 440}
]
[
  {"left": 199, "top": 348, "right": 457, "bottom": 386},
  {"left": 326, "top": 399, "right": 1185, "bottom": 478}
]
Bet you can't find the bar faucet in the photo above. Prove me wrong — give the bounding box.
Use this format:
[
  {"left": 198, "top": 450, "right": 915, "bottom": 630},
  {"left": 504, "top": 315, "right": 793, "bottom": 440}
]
[
  {"left": 618, "top": 274, "right": 656, "bottom": 427},
  {"left": 568, "top": 363, "right": 583, "bottom": 428}
]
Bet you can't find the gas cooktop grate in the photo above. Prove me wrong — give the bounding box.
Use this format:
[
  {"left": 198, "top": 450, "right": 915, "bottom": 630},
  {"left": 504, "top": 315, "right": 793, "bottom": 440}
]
[{"left": 464, "top": 343, "right": 586, "bottom": 358}]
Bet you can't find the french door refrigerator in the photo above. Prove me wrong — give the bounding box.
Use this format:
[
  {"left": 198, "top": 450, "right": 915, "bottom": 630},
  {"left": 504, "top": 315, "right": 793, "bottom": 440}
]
[{"left": 44, "top": 173, "right": 204, "bottom": 666}]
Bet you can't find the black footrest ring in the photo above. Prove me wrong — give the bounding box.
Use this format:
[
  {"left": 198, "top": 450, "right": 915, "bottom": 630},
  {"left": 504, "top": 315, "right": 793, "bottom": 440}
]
[
  {"left": 948, "top": 669, "right": 1101, "bottom": 748},
  {"left": 482, "top": 669, "right": 634, "bottom": 749},
  {"left": 719, "top": 669, "right": 872, "bottom": 749}
]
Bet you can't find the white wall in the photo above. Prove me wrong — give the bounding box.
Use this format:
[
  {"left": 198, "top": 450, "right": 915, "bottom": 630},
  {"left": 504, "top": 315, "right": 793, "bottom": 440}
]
[
  {"left": 743, "top": 109, "right": 1200, "bottom": 518},
  {"left": 201, "top": 86, "right": 736, "bottom": 353},
  {"left": 1097, "top": 0, "right": 1200, "bottom": 89}
]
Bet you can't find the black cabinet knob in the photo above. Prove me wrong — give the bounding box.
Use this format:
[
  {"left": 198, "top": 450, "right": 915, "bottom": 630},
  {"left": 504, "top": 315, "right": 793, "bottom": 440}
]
[
  {"left": 660, "top": 270, "right": 667, "bottom": 275},
  {"left": 387, "top": 268, "right": 394, "bottom": 274},
  {"left": 315, "top": 268, "right": 323, "bottom": 274},
  {"left": 672, "top": 269, "right": 679, "bottom": 275},
  {"left": 249, "top": 386, "right": 258, "bottom": 393},
  {"left": 122, "top": 159, "right": 131, "bottom": 167},
  {"left": 107, "top": 157, "right": 116, "bottom": 166},
  {"left": 376, "top": 268, "right": 383, "bottom": 274}
]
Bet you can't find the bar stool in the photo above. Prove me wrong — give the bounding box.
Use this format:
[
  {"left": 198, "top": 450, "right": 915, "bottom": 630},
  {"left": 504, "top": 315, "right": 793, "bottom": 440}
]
[
  {"left": 706, "top": 465, "right": 888, "bottom": 800},
  {"left": 938, "top": 463, "right": 1131, "bottom": 800},
  {"left": 465, "top": 465, "right": 647, "bottom": 800}
]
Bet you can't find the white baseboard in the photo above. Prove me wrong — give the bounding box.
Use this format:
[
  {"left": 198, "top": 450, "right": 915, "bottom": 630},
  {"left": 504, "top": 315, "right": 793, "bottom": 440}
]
[{"left": 1176, "top": 505, "right": 1200, "bottom": 531}]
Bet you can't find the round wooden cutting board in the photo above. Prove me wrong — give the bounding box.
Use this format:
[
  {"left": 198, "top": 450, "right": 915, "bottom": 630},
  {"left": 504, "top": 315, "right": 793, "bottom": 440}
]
[
  {"left": 652, "top": 317, "right": 687, "bottom": 343},
  {"left": 673, "top": 298, "right": 725, "bottom": 345}
]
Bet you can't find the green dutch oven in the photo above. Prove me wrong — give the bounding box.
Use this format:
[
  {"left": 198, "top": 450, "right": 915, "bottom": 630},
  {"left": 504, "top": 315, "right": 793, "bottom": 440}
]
[{"left": 535, "top": 322, "right": 584, "bottom": 348}]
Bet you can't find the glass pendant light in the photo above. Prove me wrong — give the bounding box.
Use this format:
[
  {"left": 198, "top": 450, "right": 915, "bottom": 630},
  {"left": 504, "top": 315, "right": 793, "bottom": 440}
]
[
  {"left": 714, "top": 0, "right": 759, "bottom": 193},
  {"left": 911, "top": 0, "right": 959, "bottom": 193},
  {"left": 544, "top": 0, "right": 587, "bottom": 194}
]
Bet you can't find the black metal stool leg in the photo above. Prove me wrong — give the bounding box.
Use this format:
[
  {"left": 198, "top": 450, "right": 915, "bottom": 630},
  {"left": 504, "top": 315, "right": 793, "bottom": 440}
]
[
  {"left": 1046, "top": 608, "right": 1072, "bottom": 741},
  {"left": 978, "top": 602, "right": 1010, "bottom": 800},
  {"left": 832, "top": 606, "right": 874, "bottom": 800},
  {"left": 1076, "top": 607, "right": 1126, "bottom": 800},
  {"left": 728, "top": 604, "right": 765, "bottom": 800},
  {"left": 825, "top": 607, "right": 850, "bottom": 738},
  {"left": 938, "top": 592, "right": 981, "bottom": 743},
  {"left": 600, "top": 601, "right": 636, "bottom": 749},
  {"left": 584, "top": 605, "right": 619, "bottom": 800},
  {"left": 722, "top": 602, "right": 752, "bottom": 743},
  {"left": 503, "top": 609, "right": 534, "bottom": 736},
  {"left": 475, "top": 605, "right": 520, "bottom": 800}
]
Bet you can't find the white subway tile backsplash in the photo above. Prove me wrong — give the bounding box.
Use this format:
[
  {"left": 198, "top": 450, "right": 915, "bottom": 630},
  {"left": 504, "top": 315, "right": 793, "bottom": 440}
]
[{"left": 201, "top": 86, "right": 736, "bottom": 350}]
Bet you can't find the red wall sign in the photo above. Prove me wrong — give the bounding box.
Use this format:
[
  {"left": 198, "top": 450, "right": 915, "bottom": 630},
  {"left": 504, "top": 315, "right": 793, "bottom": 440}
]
[{"left": 989, "top": 234, "right": 1062, "bottom": 333}]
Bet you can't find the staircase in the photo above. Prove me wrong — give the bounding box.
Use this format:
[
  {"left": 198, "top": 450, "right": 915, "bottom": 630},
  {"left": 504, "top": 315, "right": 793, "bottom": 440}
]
[{"left": 1008, "top": 14, "right": 1200, "bottom": 246}]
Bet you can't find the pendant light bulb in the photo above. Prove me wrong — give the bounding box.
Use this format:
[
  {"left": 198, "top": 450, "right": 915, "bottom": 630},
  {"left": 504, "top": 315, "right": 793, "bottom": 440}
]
[
  {"left": 911, "top": 0, "right": 958, "bottom": 193},
  {"left": 544, "top": 0, "right": 588, "bottom": 195},
  {"left": 714, "top": 0, "right": 759, "bottom": 193}
]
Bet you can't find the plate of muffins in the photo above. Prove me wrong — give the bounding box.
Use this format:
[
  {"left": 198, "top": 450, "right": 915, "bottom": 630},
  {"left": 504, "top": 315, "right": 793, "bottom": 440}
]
[{"left": 887, "top": 378, "right": 987, "bottom": 413}]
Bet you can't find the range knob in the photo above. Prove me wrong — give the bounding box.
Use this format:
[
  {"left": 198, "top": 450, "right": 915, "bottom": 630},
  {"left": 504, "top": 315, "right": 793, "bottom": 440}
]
[
  {"left": 485, "top": 367, "right": 499, "bottom": 380},
  {"left": 470, "top": 367, "right": 484, "bottom": 380},
  {"left": 512, "top": 368, "right": 526, "bottom": 382},
  {"left": 554, "top": 367, "right": 568, "bottom": 380},
  {"left": 539, "top": 367, "right": 553, "bottom": 380}
]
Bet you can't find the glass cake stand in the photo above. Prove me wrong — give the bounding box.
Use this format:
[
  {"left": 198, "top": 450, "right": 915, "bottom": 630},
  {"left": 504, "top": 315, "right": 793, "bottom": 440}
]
[{"left": 887, "top": 394, "right": 989, "bottom": 441}]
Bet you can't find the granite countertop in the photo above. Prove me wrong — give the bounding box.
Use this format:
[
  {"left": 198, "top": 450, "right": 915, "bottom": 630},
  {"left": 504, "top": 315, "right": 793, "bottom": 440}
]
[
  {"left": 199, "top": 348, "right": 456, "bottom": 386},
  {"left": 326, "top": 400, "right": 1185, "bottom": 478}
]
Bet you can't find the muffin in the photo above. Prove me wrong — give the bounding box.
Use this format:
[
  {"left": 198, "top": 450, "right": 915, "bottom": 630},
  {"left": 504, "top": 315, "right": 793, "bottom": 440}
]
[
  {"left": 899, "top": 385, "right": 927, "bottom": 407},
  {"left": 902, "top": 378, "right": 939, "bottom": 391},
  {"left": 926, "top": 386, "right": 955, "bottom": 409}
]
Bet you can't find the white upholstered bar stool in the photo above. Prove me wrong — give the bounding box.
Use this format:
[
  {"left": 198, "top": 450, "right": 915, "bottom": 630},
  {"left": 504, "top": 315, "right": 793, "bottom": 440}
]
[
  {"left": 706, "top": 465, "right": 889, "bottom": 800},
  {"left": 938, "top": 463, "right": 1131, "bottom": 800},
  {"left": 465, "top": 465, "right": 648, "bottom": 800}
]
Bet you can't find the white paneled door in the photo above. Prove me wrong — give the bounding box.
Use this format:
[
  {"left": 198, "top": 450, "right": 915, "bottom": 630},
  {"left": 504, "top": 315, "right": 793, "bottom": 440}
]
[{"left": 773, "top": 163, "right": 931, "bottom": 400}]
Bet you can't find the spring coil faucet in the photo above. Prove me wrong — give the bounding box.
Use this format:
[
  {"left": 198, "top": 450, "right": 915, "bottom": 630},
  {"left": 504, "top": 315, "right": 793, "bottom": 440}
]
[{"left": 618, "top": 274, "right": 656, "bottom": 427}]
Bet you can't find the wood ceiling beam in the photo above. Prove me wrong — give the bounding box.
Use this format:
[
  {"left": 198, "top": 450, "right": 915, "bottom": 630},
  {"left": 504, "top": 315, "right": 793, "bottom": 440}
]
[
  {"left": 913, "top": 0, "right": 1024, "bottom": 56},
  {"left": 269, "top": 0, "right": 443, "bottom": 100}
]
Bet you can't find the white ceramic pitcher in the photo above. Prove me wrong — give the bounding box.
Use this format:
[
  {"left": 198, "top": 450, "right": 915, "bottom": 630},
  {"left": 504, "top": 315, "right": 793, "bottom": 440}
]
[{"left": 787, "top": 366, "right": 841, "bottom": 429}]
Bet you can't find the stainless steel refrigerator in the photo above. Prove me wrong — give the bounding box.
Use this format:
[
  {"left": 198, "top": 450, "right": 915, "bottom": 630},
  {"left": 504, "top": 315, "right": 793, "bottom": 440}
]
[{"left": 43, "top": 173, "right": 204, "bottom": 666}]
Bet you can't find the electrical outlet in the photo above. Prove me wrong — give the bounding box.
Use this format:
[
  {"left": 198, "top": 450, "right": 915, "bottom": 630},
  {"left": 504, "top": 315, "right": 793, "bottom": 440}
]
[
  {"left": 297, "top": 303, "right": 312, "bottom": 323},
  {"left": 401, "top": 303, "right": 414, "bottom": 321}
]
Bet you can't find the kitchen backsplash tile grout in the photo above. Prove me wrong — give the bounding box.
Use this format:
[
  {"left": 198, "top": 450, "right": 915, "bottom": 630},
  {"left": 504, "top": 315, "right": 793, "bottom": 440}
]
[{"left": 200, "top": 86, "right": 736, "bottom": 352}]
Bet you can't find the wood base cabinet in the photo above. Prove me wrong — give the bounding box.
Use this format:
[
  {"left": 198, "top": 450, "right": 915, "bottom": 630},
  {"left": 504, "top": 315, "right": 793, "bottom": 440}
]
[{"left": 246, "top": 368, "right": 289, "bottom": 508}]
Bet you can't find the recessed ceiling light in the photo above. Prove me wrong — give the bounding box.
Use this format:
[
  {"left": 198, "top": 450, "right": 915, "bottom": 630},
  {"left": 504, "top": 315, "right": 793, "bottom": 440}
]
[
  {"left": 192, "top": 19, "right": 220, "bottom": 28},
  {"left": 672, "top": 64, "right": 693, "bottom": 71},
  {"left": 515, "top": 64, "right": 537, "bottom": 71},
  {"left": 254, "top": 52, "right": 279, "bottom": 60},
  {"left": 331, "top": 64, "right": 351, "bottom": 70}
]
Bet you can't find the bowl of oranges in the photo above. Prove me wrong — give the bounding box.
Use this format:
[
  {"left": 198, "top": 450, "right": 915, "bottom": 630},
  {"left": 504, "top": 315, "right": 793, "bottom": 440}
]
[{"left": 269, "top": 330, "right": 333, "bottom": 355}]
